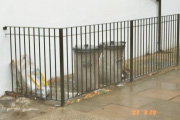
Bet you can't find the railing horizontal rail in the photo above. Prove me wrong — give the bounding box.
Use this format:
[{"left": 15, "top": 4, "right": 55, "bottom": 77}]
[{"left": 4, "top": 14, "right": 179, "bottom": 29}]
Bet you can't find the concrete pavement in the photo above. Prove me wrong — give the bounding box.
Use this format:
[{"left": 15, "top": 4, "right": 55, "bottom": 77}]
[
  {"left": 65, "top": 67, "right": 180, "bottom": 120},
  {"left": 1, "top": 66, "right": 180, "bottom": 120}
]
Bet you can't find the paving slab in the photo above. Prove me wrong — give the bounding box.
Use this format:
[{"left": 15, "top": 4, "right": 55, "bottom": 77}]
[
  {"left": 31, "top": 108, "right": 109, "bottom": 120},
  {"left": 127, "top": 112, "right": 179, "bottom": 120},
  {"left": 139, "top": 100, "right": 180, "bottom": 119},
  {"left": 156, "top": 70, "right": 180, "bottom": 83},
  {"left": 90, "top": 104, "right": 133, "bottom": 120},
  {"left": 152, "top": 81, "right": 180, "bottom": 91},
  {"left": 66, "top": 88, "right": 156, "bottom": 113},
  {"left": 109, "top": 93, "right": 156, "bottom": 108},
  {"left": 66, "top": 94, "right": 112, "bottom": 112},
  {"left": 170, "top": 95, "right": 180, "bottom": 103},
  {"left": 114, "top": 82, "right": 153, "bottom": 95},
  {"left": 137, "top": 88, "right": 180, "bottom": 100}
]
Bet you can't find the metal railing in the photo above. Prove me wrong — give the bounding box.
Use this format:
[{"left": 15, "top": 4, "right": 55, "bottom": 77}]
[{"left": 3, "top": 14, "right": 180, "bottom": 106}]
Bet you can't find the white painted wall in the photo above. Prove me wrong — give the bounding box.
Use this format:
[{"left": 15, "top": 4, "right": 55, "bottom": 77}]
[{"left": 0, "top": 0, "right": 180, "bottom": 96}]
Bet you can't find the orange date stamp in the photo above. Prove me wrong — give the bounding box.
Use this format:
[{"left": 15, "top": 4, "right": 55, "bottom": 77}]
[{"left": 131, "top": 110, "right": 157, "bottom": 116}]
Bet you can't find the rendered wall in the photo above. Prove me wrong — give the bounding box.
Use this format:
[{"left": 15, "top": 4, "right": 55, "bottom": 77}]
[{"left": 0, "top": 0, "right": 180, "bottom": 96}]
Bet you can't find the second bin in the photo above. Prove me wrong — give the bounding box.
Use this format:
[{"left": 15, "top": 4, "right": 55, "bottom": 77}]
[{"left": 99, "top": 41, "right": 126, "bottom": 85}]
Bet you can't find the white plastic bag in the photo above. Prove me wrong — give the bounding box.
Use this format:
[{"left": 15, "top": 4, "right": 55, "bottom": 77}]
[{"left": 11, "top": 54, "right": 50, "bottom": 98}]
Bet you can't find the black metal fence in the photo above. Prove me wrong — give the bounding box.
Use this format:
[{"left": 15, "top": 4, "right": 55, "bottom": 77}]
[{"left": 3, "top": 14, "right": 180, "bottom": 106}]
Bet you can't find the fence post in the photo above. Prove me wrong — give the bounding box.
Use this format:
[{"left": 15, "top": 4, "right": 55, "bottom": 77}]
[
  {"left": 59, "top": 29, "right": 65, "bottom": 106},
  {"left": 158, "top": 0, "right": 162, "bottom": 52},
  {"left": 177, "top": 15, "right": 179, "bottom": 65},
  {"left": 130, "top": 21, "right": 133, "bottom": 82}
]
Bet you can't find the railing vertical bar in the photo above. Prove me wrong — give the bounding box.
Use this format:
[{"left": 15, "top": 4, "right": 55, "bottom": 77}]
[
  {"left": 119, "top": 22, "right": 123, "bottom": 81},
  {"left": 38, "top": 28, "right": 42, "bottom": 97},
  {"left": 166, "top": 16, "right": 168, "bottom": 66},
  {"left": 140, "top": 20, "right": 142, "bottom": 75},
  {"left": 163, "top": 16, "right": 165, "bottom": 67},
  {"left": 173, "top": 15, "right": 175, "bottom": 64},
  {"left": 85, "top": 26, "right": 87, "bottom": 92},
  {"left": 80, "top": 26, "right": 83, "bottom": 93},
  {"left": 121, "top": 22, "right": 124, "bottom": 80},
  {"left": 154, "top": 18, "right": 156, "bottom": 71},
  {"left": 113, "top": 23, "right": 115, "bottom": 83},
  {"left": 110, "top": 23, "right": 112, "bottom": 84},
  {"left": 177, "top": 14, "right": 179, "bottom": 65},
  {"left": 134, "top": 21, "right": 136, "bottom": 77},
  {"left": 176, "top": 15, "right": 178, "bottom": 64},
  {"left": 165, "top": 16, "right": 167, "bottom": 66},
  {"left": 148, "top": 18, "right": 150, "bottom": 73},
  {"left": 158, "top": 17, "right": 160, "bottom": 69},
  {"left": 94, "top": 25, "right": 96, "bottom": 89},
  {"left": 98, "top": 25, "right": 100, "bottom": 88},
  {"left": 71, "top": 27, "right": 74, "bottom": 97},
  {"left": 174, "top": 15, "right": 179, "bottom": 65},
  {"left": 117, "top": 22, "right": 119, "bottom": 82},
  {"left": 76, "top": 27, "right": 79, "bottom": 94},
  {"left": 28, "top": 28, "right": 32, "bottom": 95},
  {"left": 137, "top": 20, "right": 139, "bottom": 76},
  {"left": 9, "top": 27, "right": 14, "bottom": 92},
  {"left": 66, "top": 28, "right": 69, "bottom": 99},
  {"left": 89, "top": 26, "right": 92, "bottom": 91},
  {"left": 19, "top": 27, "right": 23, "bottom": 94},
  {"left": 170, "top": 16, "right": 172, "bottom": 65},
  {"left": 164, "top": 17, "right": 168, "bottom": 67},
  {"left": 143, "top": 19, "right": 145, "bottom": 75},
  {"left": 54, "top": 28, "right": 57, "bottom": 100},
  {"left": 33, "top": 28, "right": 37, "bottom": 96},
  {"left": 59, "top": 28, "right": 65, "bottom": 106},
  {"left": 148, "top": 18, "right": 151, "bottom": 72},
  {"left": 130, "top": 20, "right": 133, "bottom": 82},
  {"left": 162, "top": 17, "right": 163, "bottom": 67},
  {"left": 159, "top": 0, "right": 162, "bottom": 52},
  {"left": 156, "top": 18, "right": 158, "bottom": 70},
  {"left": 146, "top": 19, "right": 148, "bottom": 73},
  {"left": 14, "top": 27, "right": 18, "bottom": 94},
  {"left": 151, "top": 18, "right": 153, "bottom": 72},
  {"left": 166, "top": 16, "right": 168, "bottom": 67},
  {"left": 163, "top": 16, "right": 167, "bottom": 67},
  {"left": 106, "top": 23, "right": 108, "bottom": 85},
  {"left": 43, "top": 29, "right": 46, "bottom": 99},
  {"left": 127, "top": 22, "right": 129, "bottom": 79},
  {"left": 172, "top": 15, "right": 174, "bottom": 65},
  {"left": 102, "top": 24, "right": 104, "bottom": 86},
  {"left": 48, "top": 28, "right": 52, "bottom": 99},
  {"left": 172, "top": 15, "right": 175, "bottom": 64},
  {"left": 168, "top": 16, "right": 170, "bottom": 66},
  {"left": 124, "top": 22, "right": 126, "bottom": 78},
  {"left": 167, "top": 16, "right": 169, "bottom": 66},
  {"left": 160, "top": 17, "right": 163, "bottom": 69},
  {"left": 174, "top": 15, "right": 176, "bottom": 64},
  {"left": 24, "top": 28, "right": 27, "bottom": 95}
]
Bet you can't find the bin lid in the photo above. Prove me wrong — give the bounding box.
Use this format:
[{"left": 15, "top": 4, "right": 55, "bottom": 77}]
[
  {"left": 99, "top": 41, "right": 126, "bottom": 49},
  {"left": 73, "top": 44, "right": 99, "bottom": 53}
]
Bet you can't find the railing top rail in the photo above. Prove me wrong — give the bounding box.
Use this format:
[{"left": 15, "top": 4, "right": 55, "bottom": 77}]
[{"left": 3, "top": 13, "right": 179, "bottom": 30}]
